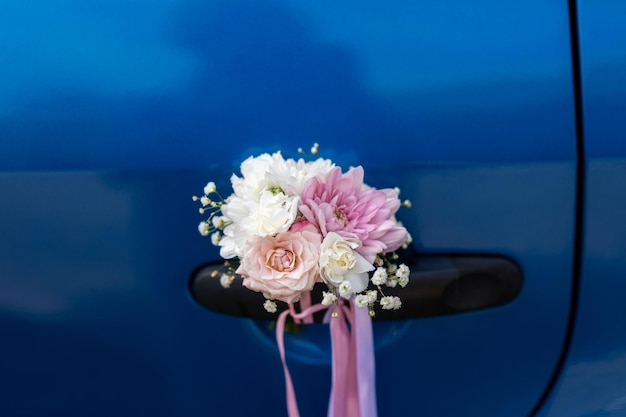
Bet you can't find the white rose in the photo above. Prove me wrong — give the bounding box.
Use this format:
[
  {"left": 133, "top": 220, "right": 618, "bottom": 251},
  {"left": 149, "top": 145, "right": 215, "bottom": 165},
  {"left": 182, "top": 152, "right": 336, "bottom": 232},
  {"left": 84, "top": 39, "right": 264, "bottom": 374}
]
[{"left": 319, "top": 232, "right": 374, "bottom": 293}]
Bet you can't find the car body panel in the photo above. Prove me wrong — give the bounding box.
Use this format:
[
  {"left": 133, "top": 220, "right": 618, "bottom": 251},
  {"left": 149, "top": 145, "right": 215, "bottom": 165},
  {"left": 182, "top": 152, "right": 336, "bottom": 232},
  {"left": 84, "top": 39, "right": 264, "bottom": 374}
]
[
  {"left": 536, "top": 2, "right": 626, "bottom": 416},
  {"left": 0, "top": 1, "right": 583, "bottom": 416}
]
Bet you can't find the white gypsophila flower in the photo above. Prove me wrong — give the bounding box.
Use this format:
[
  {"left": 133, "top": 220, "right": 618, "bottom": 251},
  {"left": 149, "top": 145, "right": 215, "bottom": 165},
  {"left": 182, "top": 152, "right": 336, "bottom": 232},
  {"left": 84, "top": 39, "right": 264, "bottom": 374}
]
[
  {"left": 210, "top": 232, "right": 221, "bottom": 246},
  {"left": 212, "top": 215, "right": 226, "bottom": 229},
  {"left": 380, "top": 296, "right": 395, "bottom": 310},
  {"left": 204, "top": 181, "right": 216, "bottom": 195},
  {"left": 263, "top": 300, "right": 278, "bottom": 313},
  {"left": 366, "top": 290, "right": 378, "bottom": 303},
  {"left": 200, "top": 196, "right": 211, "bottom": 206},
  {"left": 392, "top": 296, "right": 402, "bottom": 310},
  {"left": 319, "top": 232, "right": 374, "bottom": 293},
  {"left": 398, "top": 275, "right": 409, "bottom": 288},
  {"left": 355, "top": 294, "right": 369, "bottom": 308},
  {"left": 386, "top": 277, "right": 398, "bottom": 288},
  {"left": 371, "top": 267, "right": 388, "bottom": 286},
  {"left": 198, "top": 221, "right": 209, "bottom": 236},
  {"left": 387, "top": 263, "right": 398, "bottom": 274},
  {"left": 321, "top": 291, "right": 337, "bottom": 306},
  {"left": 396, "top": 263, "right": 410, "bottom": 280},
  {"left": 338, "top": 280, "right": 352, "bottom": 299},
  {"left": 220, "top": 273, "right": 234, "bottom": 288}
]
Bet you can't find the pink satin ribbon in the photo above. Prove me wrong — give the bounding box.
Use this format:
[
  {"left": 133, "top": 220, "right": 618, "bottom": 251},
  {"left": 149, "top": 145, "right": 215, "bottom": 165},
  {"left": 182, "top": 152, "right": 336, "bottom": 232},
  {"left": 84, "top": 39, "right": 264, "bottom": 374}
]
[{"left": 276, "top": 300, "right": 378, "bottom": 417}]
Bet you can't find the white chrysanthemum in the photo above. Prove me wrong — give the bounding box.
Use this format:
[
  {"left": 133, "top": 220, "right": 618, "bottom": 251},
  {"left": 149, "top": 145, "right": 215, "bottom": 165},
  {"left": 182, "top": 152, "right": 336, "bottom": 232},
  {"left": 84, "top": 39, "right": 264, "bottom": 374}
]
[
  {"left": 222, "top": 192, "right": 298, "bottom": 236},
  {"left": 241, "top": 191, "right": 298, "bottom": 235},
  {"left": 321, "top": 291, "right": 337, "bottom": 306},
  {"left": 338, "top": 280, "right": 352, "bottom": 299},
  {"left": 380, "top": 296, "right": 395, "bottom": 310},
  {"left": 231, "top": 152, "right": 290, "bottom": 200},
  {"left": 218, "top": 191, "right": 299, "bottom": 258},
  {"left": 319, "top": 232, "right": 374, "bottom": 293},
  {"left": 279, "top": 157, "right": 335, "bottom": 195},
  {"left": 371, "top": 267, "right": 387, "bottom": 286},
  {"left": 198, "top": 221, "right": 209, "bottom": 236},
  {"left": 263, "top": 300, "right": 278, "bottom": 313},
  {"left": 220, "top": 273, "right": 234, "bottom": 288},
  {"left": 204, "top": 181, "right": 216, "bottom": 195},
  {"left": 217, "top": 227, "right": 243, "bottom": 259},
  {"left": 264, "top": 153, "right": 298, "bottom": 193},
  {"left": 231, "top": 153, "right": 274, "bottom": 196},
  {"left": 228, "top": 152, "right": 333, "bottom": 202},
  {"left": 355, "top": 294, "right": 369, "bottom": 308}
]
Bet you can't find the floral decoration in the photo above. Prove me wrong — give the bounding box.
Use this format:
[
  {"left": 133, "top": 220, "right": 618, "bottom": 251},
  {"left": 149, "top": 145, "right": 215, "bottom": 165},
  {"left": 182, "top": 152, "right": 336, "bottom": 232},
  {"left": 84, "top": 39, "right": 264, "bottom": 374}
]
[{"left": 194, "top": 143, "right": 412, "bottom": 316}]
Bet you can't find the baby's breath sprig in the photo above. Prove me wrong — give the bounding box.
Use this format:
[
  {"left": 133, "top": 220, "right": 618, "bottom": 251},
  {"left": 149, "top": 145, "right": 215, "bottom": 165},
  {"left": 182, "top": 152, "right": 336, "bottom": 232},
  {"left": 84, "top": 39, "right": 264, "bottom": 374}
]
[
  {"left": 297, "top": 142, "right": 321, "bottom": 159},
  {"left": 207, "top": 260, "right": 238, "bottom": 289},
  {"left": 319, "top": 251, "right": 410, "bottom": 318},
  {"left": 354, "top": 251, "right": 411, "bottom": 317},
  {"left": 193, "top": 181, "right": 229, "bottom": 245}
]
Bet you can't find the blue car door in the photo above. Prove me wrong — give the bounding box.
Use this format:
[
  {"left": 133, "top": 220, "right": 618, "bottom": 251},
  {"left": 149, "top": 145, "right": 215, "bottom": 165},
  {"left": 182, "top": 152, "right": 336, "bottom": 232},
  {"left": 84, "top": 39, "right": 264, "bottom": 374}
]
[
  {"left": 0, "top": 1, "right": 577, "bottom": 416},
  {"left": 534, "top": 2, "right": 626, "bottom": 416}
]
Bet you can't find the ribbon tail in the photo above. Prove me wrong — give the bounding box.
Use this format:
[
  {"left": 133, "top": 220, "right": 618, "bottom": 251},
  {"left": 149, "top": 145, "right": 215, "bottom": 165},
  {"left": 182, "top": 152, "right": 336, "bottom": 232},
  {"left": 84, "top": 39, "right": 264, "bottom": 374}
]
[
  {"left": 276, "top": 309, "right": 301, "bottom": 417},
  {"left": 277, "top": 302, "right": 331, "bottom": 417},
  {"left": 353, "top": 301, "right": 378, "bottom": 417},
  {"left": 276, "top": 300, "right": 375, "bottom": 417},
  {"left": 299, "top": 291, "right": 314, "bottom": 324},
  {"left": 328, "top": 303, "right": 361, "bottom": 417}
]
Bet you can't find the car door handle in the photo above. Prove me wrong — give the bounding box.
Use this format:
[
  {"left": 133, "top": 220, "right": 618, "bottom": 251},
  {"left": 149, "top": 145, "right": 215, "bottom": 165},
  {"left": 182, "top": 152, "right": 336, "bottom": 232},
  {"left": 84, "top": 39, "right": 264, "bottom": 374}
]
[{"left": 189, "top": 254, "right": 522, "bottom": 321}]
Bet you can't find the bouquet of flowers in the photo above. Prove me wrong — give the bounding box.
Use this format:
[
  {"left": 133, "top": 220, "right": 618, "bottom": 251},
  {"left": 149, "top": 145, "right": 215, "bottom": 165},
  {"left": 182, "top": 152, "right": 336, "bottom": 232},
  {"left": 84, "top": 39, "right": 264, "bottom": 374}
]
[{"left": 194, "top": 144, "right": 411, "bottom": 417}]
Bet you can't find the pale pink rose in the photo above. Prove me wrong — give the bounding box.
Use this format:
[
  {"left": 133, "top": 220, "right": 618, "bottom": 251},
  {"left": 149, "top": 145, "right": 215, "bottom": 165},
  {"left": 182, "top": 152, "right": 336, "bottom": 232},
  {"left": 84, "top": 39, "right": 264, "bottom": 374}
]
[
  {"left": 299, "top": 166, "right": 408, "bottom": 263},
  {"left": 236, "top": 230, "right": 322, "bottom": 304}
]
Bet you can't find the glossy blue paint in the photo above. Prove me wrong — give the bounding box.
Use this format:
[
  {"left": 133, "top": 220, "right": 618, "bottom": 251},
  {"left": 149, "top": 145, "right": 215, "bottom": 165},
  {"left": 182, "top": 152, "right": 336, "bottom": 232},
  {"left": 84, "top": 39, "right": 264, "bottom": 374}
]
[
  {"left": 537, "top": 2, "right": 626, "bottom": 416},
  {"left": 0, "top": 1, "right": 580, "bottom": 416}
]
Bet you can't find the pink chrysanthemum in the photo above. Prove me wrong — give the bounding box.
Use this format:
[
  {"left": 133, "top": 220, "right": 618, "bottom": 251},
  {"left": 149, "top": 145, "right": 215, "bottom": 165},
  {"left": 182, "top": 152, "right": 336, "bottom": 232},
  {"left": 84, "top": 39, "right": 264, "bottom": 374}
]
[{"left": 299, "top": 166, "right": 408, "bottom": 263}]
